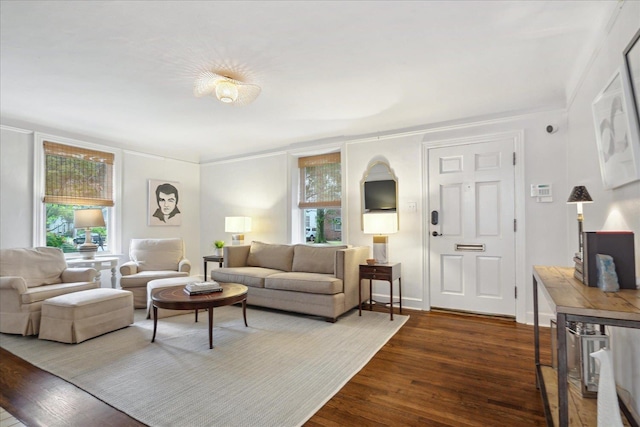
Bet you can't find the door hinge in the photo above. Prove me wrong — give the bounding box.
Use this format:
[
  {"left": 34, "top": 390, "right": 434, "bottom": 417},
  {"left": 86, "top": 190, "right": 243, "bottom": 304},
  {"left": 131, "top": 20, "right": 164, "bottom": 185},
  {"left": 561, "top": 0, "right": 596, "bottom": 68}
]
[
  {"left": 514, "top": 219, "right": 517, "bottom": 232},
  {"left": 513, "top": 152, "right": 516, "bottom": 165},
  {"left": 515, "top": 287, "right": 518, "bottom": 299}
]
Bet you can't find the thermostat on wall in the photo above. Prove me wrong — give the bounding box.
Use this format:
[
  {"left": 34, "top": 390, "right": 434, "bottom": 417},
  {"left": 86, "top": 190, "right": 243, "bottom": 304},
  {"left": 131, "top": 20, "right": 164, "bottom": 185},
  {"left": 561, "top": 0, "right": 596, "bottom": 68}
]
[{"left": 530, "top": 184, "right": 553, "bottom": 202}]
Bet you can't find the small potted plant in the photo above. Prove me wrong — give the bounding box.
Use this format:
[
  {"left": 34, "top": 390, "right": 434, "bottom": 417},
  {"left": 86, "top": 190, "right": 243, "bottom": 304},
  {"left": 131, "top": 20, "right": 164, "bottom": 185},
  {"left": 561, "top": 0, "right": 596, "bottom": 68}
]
[{"left": 213, "top": 240, "right": 225, "bottom": 256}]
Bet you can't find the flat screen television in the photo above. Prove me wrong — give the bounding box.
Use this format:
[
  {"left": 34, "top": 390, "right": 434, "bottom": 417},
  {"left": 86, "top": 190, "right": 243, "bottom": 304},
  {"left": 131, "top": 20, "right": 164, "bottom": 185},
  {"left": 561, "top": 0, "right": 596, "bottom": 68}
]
[{"left": 364, "top": 180, "right": 396, "bottom": 211}]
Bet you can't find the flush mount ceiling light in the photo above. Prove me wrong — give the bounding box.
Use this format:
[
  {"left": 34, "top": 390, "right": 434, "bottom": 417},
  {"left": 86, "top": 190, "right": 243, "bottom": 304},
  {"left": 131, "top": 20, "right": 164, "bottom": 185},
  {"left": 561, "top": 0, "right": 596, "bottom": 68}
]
[{"left": 194, "top": 71, "right": 261, "bottom": 106}]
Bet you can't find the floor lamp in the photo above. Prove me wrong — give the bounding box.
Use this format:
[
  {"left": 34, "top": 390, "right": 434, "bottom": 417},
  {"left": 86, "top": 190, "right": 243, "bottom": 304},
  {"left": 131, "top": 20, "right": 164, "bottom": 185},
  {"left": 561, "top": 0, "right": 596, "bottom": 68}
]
[{"left": 566, "top": 186, "right": 593, "bottom": 259}]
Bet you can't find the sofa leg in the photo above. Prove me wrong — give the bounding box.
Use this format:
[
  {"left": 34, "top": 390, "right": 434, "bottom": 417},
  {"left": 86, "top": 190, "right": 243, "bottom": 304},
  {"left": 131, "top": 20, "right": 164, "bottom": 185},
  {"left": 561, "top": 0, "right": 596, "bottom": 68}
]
[{"left": 325, "top": 317, "right": 337, "bottom": 323}]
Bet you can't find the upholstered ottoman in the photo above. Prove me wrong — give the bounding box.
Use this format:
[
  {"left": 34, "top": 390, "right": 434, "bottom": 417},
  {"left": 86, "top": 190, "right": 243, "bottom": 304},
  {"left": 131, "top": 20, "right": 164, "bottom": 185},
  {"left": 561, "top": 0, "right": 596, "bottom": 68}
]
[
  {"left": 39, "top": 288, "right": 134, "bottom": 343},
  {"left": 147, "top": 276, "right": 200, "bottom": 319}
]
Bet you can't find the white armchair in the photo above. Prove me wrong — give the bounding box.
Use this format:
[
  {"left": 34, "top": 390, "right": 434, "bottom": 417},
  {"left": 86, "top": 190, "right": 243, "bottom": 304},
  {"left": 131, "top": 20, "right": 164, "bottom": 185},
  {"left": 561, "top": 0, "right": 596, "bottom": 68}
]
[
  {"left": 0, "top": 247, "right": 99, "bottom": 335},
  {"left": 120, "top": 238, "right": 191, "bottom": 308}
]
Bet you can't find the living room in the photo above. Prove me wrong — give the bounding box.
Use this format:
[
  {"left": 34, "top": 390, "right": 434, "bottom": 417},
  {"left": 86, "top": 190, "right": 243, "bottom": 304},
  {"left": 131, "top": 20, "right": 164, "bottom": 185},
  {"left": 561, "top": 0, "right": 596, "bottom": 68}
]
[{"left": 1, "top": 1, "right": 639, "bottom": 425}]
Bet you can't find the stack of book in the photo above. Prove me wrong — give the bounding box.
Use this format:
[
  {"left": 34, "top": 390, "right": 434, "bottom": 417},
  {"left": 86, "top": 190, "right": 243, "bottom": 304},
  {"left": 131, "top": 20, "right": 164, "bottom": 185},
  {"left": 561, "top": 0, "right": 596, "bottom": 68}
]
[
  {"left": 573, "top": 253, "right": 584, "bottom": 283},
  {"left": 184, "top": 281, "right": 223, "bottom": 295}
]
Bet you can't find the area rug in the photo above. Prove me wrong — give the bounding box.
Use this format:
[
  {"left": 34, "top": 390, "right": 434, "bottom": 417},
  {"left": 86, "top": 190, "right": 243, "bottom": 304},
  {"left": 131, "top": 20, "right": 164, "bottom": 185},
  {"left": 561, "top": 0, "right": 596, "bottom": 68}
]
[{"left": 0, "top": 306, "right": 408, "bottom": 427}]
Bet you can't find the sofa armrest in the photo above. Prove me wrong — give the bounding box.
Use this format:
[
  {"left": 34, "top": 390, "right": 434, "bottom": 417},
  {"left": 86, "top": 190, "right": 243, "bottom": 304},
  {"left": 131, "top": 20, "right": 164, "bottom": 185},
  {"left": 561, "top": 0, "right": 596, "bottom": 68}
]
[
  {"left": 223, "top": 245, "right": 251, "bottom": 267},
  {"left": 120, "top": 261, "right": 138, "bottom": 276},
  {"left": 0, "top": 276, "right": 28, "bottom": 294},
  {"left": 178, "top": 259, "right": 192, "bottom": 273},
  {"left": 336, "top": 246, "right": 370, "bottom": 310},
  {"left": 61, "top": 267, "right": 98, "bottom": 283}
]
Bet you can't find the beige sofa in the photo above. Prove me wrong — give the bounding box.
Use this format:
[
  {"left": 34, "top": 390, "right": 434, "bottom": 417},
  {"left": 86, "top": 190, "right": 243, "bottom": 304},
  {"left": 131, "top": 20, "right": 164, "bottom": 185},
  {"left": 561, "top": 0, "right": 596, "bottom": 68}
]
[
  {"left": 0, "top": 247, "right": 99, "bottom": 335},
  {"left": 211, "top": 241, "right": 369, "bottom": 322},
  {"left": 120, "top": 238, "right": 191, "bottom": 308}
]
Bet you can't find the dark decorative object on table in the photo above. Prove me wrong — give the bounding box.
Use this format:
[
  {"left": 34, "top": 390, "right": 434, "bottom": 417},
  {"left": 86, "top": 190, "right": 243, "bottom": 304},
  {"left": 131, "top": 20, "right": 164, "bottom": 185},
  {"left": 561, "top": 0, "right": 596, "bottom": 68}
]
[{"left": 582, "top": 231, "right": 636, "bottom": 289}]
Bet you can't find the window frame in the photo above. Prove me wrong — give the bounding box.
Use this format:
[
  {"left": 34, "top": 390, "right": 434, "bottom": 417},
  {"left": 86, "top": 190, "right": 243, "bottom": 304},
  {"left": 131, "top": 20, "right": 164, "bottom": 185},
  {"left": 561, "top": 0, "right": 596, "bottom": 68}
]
[
  {"left": 290, "top": 145, "right": 345, "bottom": 244},
  {"left": 33, "top": 132, "right": 122, "bottom": 256}
]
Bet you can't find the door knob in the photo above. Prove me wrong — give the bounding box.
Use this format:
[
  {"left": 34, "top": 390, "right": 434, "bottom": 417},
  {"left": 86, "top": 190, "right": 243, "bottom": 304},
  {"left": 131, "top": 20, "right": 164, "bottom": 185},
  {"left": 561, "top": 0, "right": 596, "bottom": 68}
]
[{"left": 432, "top": 231, "right": 442, "bottom": 237}]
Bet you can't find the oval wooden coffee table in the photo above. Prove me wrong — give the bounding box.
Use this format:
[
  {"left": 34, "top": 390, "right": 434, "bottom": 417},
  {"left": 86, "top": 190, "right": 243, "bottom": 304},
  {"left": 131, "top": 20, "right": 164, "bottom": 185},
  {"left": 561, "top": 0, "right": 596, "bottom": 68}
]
[{"left": 151, "top": 283, "right": 248, "bottom": 349}]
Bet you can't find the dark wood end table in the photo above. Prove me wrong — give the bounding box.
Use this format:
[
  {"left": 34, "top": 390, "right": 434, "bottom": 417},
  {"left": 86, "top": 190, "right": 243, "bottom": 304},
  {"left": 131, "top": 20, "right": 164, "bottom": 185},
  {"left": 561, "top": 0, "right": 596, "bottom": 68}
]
[
  {"left": 203, "top": 255, "right": 224, "bottom": 281},
  {"left": 151, "top": 282, "right": 248, "bottom": 349},
  {"left": 359, "top": 262, "right": 402, "bottom": 320}
]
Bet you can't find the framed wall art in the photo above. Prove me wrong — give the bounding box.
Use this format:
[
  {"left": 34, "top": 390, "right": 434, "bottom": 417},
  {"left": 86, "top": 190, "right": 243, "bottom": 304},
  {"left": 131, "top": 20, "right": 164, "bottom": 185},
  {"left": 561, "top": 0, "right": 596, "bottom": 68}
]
[
  {"left": 623, "top": 29, "right": 640, "bottom": 125},
  {"left": 148, "top": 179, "right": 182, "bottom": 226},
  {"left": 591, "top": 67, "right": 640, "bottom": 189}
]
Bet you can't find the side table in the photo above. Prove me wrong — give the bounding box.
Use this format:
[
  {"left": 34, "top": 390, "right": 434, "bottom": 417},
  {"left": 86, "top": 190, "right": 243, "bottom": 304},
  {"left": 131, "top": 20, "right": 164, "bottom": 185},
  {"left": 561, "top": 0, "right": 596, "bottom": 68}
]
[
  {"left": 66, "top": 256, "right": 119, "bottom": 288},
  {"left": 359, "top": 262, "right": 402, "bottom": 320},
  {"left": 203, "top": 254, "right": 224, "bottom": 281}
]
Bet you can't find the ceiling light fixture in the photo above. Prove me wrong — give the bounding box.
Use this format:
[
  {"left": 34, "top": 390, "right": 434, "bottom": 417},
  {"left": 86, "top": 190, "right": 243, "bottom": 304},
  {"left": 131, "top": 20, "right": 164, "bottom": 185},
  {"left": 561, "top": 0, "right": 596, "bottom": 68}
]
[{"left": 194, "top": 71, "right": 261, "bottom": 106}]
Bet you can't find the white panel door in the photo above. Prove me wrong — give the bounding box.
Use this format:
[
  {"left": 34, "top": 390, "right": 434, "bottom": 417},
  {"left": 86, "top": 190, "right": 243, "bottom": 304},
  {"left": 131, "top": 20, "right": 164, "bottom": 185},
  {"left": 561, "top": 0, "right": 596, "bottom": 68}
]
[{"left": 428, "top": 138, "right": 516, "bottom": 316}]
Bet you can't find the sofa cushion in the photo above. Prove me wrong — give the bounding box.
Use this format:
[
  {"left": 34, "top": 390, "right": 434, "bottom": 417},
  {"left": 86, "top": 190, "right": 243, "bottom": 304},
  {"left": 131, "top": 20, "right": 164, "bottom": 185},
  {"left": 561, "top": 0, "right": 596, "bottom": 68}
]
[
  {"left": 265, "top": 272, "right": 343, "bottom": 295},
  {"left": 0, "top": 247, "right": 66, "bottom": 287},
  {"left": 211, "top": 267, "right": 280, "bottom": 288},
  {"left": 247, "top": 241, "right": 294, "bottom": 272},
  {"left": 120, "top": 270, "right": 188, "bottom": 288},
  {"left": 129, "top": 238, "right": 184, "bottom": 272},
  {"left": 292, "top": 245, "right": 348, "bottom": 274}
]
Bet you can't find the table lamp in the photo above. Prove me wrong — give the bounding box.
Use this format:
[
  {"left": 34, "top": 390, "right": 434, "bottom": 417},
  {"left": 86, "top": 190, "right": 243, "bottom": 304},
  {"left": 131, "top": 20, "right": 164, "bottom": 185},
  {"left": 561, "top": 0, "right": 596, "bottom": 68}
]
[
  {"left": 225, "top": 216, "right": 252, "bottom": 245},
  {"left": 363, "top": 212, "right": 398, "bottom": 264},
  {"left": 566, "top": 186, "right": 593, "bottom": 259},
  {"left": 74, "top": 208, "right": 105, "bottom": 259}
]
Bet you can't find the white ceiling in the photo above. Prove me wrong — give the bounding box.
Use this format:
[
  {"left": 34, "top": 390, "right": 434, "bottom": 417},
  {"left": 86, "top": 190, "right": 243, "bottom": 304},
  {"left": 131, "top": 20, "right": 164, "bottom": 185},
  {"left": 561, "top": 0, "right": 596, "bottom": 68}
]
[{"left": 0, "top": 1, "right": 615, "bottom": 163}]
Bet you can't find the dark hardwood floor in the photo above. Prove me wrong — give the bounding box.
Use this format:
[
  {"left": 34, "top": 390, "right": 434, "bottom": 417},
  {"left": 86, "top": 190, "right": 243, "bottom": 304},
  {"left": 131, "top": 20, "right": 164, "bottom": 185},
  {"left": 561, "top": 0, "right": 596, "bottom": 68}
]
[{"left": 0, "top": 307, "right": 550, "bottom": 426}]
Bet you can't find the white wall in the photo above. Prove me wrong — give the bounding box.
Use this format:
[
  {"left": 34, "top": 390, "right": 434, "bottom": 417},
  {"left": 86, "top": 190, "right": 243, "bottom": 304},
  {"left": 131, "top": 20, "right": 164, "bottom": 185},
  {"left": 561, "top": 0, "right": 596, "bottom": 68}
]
[
  {"left": 345, "top": 134, "right": 424, "bottom": 308},
  {"left": 199, "top": 153, "right": 289, "bottom": 276},
  {"left": 0, "top": 127, "right": 33, "bottom": 249},
  {"left": 0, "top": 126, "right": 202, "bottom": 283},
  {"left": 565, "top": 0, "right": 640, "bottom": 416},
  {"left": 342, "top": 109, "right": 567, "bottom": 321},
  {"left": 121, "top": 151, "right": 201, "bottom": 276}
]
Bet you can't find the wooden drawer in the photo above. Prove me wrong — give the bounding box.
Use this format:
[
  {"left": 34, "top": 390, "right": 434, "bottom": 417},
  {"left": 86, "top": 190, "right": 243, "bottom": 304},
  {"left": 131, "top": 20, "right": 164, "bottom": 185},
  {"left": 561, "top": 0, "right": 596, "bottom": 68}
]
[{"left": 360, "top": 266, "right": 392, "bottom": 281}]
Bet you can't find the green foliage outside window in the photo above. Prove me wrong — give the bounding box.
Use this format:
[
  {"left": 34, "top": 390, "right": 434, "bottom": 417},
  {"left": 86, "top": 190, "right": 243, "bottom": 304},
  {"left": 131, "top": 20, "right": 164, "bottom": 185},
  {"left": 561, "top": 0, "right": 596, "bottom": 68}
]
[{"left": 46, "top": 204, "right": 107, "bottom": 252}]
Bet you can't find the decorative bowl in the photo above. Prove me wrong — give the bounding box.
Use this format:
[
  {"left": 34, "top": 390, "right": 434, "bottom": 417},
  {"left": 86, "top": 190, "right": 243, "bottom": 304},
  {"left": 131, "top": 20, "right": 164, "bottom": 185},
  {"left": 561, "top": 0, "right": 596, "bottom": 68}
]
[{"left": 366, "top": 258, "right": 376, "bottom": 265}]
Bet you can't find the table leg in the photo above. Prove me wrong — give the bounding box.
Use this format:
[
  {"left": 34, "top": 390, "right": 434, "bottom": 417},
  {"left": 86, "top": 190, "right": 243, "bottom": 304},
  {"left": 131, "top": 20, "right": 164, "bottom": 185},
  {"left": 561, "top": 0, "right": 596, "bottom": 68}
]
[
  {"left": 203, "top": 260, "right": 208, "bottom": 281},
  {"left": 533, "top": 276, "right": 540, "bottom": 388},
  {"left": 152, "top": 306, "right": 158, "bottom": 343},
  {"left": 390, "top": 280, "right": 394, "bottom": 321},
  {"left": 110, "top": 266, "right": 117, "bottom": 289},
  {"left": 369, "top": 279, "right": 373, "bottom": 311},
  {"left": 242, "top": 299, "right": 248, "bottom": 327},
  {"left": 557, "top": 312, "right": 568, "bottom": 426},
  {"left": 208, "top": 306, "right": 214, "bottom": 349},
  {"left": 195, "top": 309, "right": 199, "bottom": 323},
  {"left": 359, "top": 275, "right": 362, "bottom": 316},
  {"left": 399, "top": 277, "right": 402, "bottom": 314}
]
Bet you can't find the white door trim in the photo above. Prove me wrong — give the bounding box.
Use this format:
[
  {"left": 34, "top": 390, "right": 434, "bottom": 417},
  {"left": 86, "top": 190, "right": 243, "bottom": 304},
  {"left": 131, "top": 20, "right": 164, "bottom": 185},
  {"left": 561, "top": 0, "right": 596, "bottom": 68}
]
[{"left": 421, "top": 130, "right": 526, "bottom": 323}]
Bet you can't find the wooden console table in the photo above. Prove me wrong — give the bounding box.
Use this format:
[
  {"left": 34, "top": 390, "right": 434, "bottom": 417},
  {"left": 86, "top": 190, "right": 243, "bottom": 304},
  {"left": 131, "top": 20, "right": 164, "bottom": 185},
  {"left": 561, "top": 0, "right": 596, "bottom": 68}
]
[{"left": 533, "top": 266, "right": 640, "bottom": 426}]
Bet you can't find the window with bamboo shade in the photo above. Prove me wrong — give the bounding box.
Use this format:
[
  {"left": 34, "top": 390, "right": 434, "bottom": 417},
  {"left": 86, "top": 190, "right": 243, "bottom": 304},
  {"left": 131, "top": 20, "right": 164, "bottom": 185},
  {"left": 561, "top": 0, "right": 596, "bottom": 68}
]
[
  {"left": 42, "top": 140, "right": 115, "bottom": 254},
  {"left": 298, "top": 152, "right": 342, "bottom": 244},
  {"left": 43, "top": 141, "right": 114, "bottom": 206}
]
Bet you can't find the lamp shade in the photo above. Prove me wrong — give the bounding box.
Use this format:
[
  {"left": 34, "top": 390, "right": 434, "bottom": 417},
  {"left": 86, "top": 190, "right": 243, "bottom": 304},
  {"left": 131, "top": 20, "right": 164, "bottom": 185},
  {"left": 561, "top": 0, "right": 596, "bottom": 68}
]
[
  {"left": 567, "top": 186, "right": 593, "bottom": 204},
  {"left": 363, "top": 212, "right": 398, "bottom": 234},
  {"left": 74, "top": 209, "right": 105, "bottom": 228},
  {"left": 225, "top": 216, "right": 252, "bottom": 233}
]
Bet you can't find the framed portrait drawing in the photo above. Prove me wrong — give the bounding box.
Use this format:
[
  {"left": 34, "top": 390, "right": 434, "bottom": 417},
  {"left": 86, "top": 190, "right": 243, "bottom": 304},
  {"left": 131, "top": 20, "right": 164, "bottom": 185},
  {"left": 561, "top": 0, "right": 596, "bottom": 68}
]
[
  {"left": 591, "top": 67, "right": 640, "bottom": 189},
  {"left": 148, "top": 179, "right": 182, "bottom": 226}
]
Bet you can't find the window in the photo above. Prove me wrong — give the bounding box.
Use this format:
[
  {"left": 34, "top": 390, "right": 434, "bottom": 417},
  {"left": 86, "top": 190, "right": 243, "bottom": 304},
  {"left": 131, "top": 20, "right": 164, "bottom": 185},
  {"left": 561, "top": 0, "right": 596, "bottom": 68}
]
[
  {"left": 298, "top": 152, "right": 341, "bottom": 243},
  {"left": 35, "top": 134, "right": 119, "bottom": 255}
]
